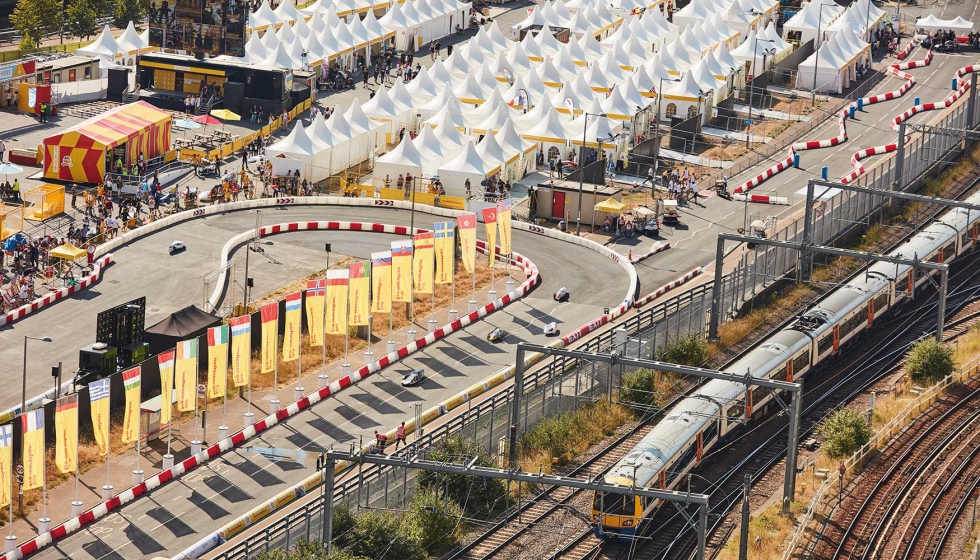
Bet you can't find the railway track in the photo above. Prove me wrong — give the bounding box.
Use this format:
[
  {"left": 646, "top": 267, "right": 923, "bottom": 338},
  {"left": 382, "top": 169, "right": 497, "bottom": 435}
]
[{"left": 824, "top": 380, "right": 980, "bottom": 560}]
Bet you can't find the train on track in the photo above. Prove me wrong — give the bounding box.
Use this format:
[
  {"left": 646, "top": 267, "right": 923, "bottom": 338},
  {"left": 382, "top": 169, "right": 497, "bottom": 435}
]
[{"left": 592, "top": 190, "right": 980, "bottom": 539}]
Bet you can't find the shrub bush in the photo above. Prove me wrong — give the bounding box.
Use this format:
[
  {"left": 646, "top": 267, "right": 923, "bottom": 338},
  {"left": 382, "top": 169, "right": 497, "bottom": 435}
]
[
  {"left": 419, "top": 435, "right": 508, "bottom": 520},
  {"left": 656, "top": 334, "right": 708, "bottom": 366},
  {"left": 407, "top": 488, "right": 464, "bottom": 555},
  {"left": 255, "top": 539, "right": 365, "bottom": 560},
  {"left": 342, "top": 508, "right": 424, "bottom": 560},
  {"left": 818, "top": 409, "right": 871, "bottom": 459},
  {"left": 905, "top": 338, "right": 955, "bottom": 384}
]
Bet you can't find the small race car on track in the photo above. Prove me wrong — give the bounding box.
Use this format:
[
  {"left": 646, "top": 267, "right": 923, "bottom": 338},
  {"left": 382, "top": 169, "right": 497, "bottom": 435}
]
[
  {"left": 544, "top": 322, "right": 559, "bottom": 336},
  {"left": 401, "top": 368, "right": 425, "bottom": 387},
  {"left": 554, "top": 287, "right": 570, "bottom": 302},
  {"left": 487, "top": 327, "right": 506, "bottom": 343},
  {"left": 169, "top": 241, "right": 186, "bottom": 255}
]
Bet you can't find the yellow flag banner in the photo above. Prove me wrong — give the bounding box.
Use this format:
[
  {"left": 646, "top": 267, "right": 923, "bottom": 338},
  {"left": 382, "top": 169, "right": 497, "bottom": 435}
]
[
  {"left": 391, "top": 240, "right": 413, "bottom": 303},
  {"left": 482, "top": 207, "right": 498, "bottom": 268},
  {"left": 207, "top": 325, "right": 229, "bottom": 399},
  {"left": 349, "top": 261, "right": 371, "bottom": 326},
  {"left": 121, "top": 366, "right": 141, "bottom": 444},
  {"left": 456, "top": 213, "right": 477, "bottom": 274},
  {"left": 371, "top": 252, "right": 392, "bottom": 314},
  {"left": 0, "top": 425, "right": 11, "bottom": 509},
  {"left": 157, "top": 350, "right": 174, "bottom": 425},
  {"left": 88, "top": 378, "right": 110, "bottom": 456},
  {"left": 434, "top": 221, "right": 455, "bottom": 285},
  {"left": 21, "top": 410, "right": 44, "bottom": 491},
  {"left": 326, "top": 270, "right": 349, "bottom": 335},
  {"left": 260, "top": 302, "right": 279, "bottom": 373},
  {"left": 305, "top": 280, "right": 326, "bottom": 346},
  {"left": 284, "top": 292, "right": 302, "bottom": 363},
  {"left": 414, "top": 232, "right": 435, "bottom": 294},
  {"left": 54, "top": 394, "right": 78, "bottom": 474},
  {"left": 176, "top": 338, "right": 198, "bottom": 412},
  {"left": 229, "top": 316, "right": 251, "bottom": 387},
  {"left": 497, "top": 199, "right": 512, "bottom": 254}
]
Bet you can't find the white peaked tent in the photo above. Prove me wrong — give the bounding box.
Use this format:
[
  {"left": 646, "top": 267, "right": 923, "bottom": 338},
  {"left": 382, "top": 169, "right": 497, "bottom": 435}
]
[
  {"left": 578, "top": 31, "right": 605, "bottom": 61},
  {"left": 249, "top": 0, "right": 280, "bottom": 31},
  {"left": 431, "top": 110, "right": 466, "bottom": 149},
  {"left": 388, "top": 79, "right": 415, "bottom": 113},
  {"left": 428, "top": 101, "right": 467, "bottom": 131},
  {"left": 535, "top": 57, "right": 564, "bottom": 87},
  {"left": 496, "top": 119, "right": 538, "bottom": 176},
  {"left": 731, "top": 30, "right": 778, "bottom": 76},
  {"left": 489, "top": 52, "right": 516, "bottom": 82},
  {"left": 913, "top": 14, "right": 973, "bottom": 31},
  {"left": 601, "top": 87, "right": 635, "bottom": 120},
  {"left": 274, "top": 1, "right": 303, "bottom": 26},
  {"left": 659, "top": 38, "right": 696, "bottom": 76},
  {"left": 444, "top": 49, "right": 472, "bottom": 77},
  {"left": 487, "top": 21, "right": 513, "bottom": 51},
  {"left": 362, "top": 85, "right": 412, "bottom": 142},
  {"left": 261, "top": 27, "right": 282, "bottom": 52},
  {"left": 329, "top": 112, "right": 373, "bottom": 170},
  {"left": 413, "top": 126, "right": 448, "bottom": 174},
  {"left": 307, "top": 112, "right": 344, "bottom": 170},
  {"left": 379, "top": 1, "right": 421, "bottom": 51},
  {"left": 567, "top": 111, "right": 617, "bottom": 149},
  {"left": 502, "top": 74, "right": 548, "bottom": 111},
  {"left": 418, "top": 86, "right": 464, "bottom": 124},
  {"left": 783, "top": 0, "right": 842, "bottom": 47},
  {"left": 115, "top": 22, "right": 146, "bottom": 59},
  {"left": 77, "top": 25, "right": 120, "bottom": 58},
  {"left": 363, "top": 9, "right": 389, "bottom": 43},
  {"left": 583, "top": 63, "right": 617, "bottom": 92},
  {"left": 505, "top": 43, "right": 535, "bottom": 75},
  {"left": 405, "top": 66, "right": 442, "bottom": 100},
  {"left": 472, "top": 101, "right": 516, "bottom": 134},
  {"left": 439, "top": 140, "right": 491, "bottom": 200},
  {"left": 268, "top": 122, "right": 317, "bottom": 174},
  {"left": 521, "top": 108, "right": 569, "bottom": 158},
  {"left": 673, "top": 0, "right": 715, "bottom": 32},
  {"left": 453, "top": 72, "right": 489, "bottom": 104},
  {"left": 759, "top": 21, "right": 793, "bottom": 60},
  {"left": 476, "top": 131, "right": 509, "bottom": 177},
  {"left": 376, "top": 135, "right": 424, "bottom": 185},
  {"left": 515, "top": 91, "right": 560, "bottom": 129},
  {"left": 796, "top": 30, "right": 868, "bottom": 93},
  {"left": 661, "top": 70, "right": 705, "bottom": 122},
  {"left": 293, "top": 15, "right": 312, "bottom": 40},
  {"left": 345, "top": 98, "right": 385, "bottom": 150},
  {"left": 465, "top": 89, "right": 506, "bottom": 125}
]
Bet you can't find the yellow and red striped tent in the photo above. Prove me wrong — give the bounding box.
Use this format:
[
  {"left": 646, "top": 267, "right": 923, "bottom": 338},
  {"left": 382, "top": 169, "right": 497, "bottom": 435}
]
[{"left": 42, "top": 101, "right": 171, "bottom": 184}]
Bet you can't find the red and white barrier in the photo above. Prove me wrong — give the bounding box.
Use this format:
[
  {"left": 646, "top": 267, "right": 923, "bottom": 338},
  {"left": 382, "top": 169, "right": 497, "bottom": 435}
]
[
  {"left": 732, "top": 193, "right": 790, "bottom": 205},
  {"left": 1, "top": 222, "right": 538, "bottom": 560},
  {"left": 630, "top": 241, "right": 670, "bottom": 264},
  {"left": 732, "top": 44, "right": 934, "bottom": 196},
  {"left": 635, "top": 267, "right": 705, "bottom": 307},
  {"left": 0, "top": 255, "right": 113, "bottom": 328}
]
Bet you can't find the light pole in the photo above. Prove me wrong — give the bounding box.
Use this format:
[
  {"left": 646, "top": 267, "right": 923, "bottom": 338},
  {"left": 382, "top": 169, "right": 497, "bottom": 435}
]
[
  {"left": 838, "top": 462, "right": 846, "bottom": 508},
  {"left": 242, "top": 209, "right": 261, "bottom": 312},
  {"left": 22, "top": 336, "right": 53, "bottom": 418},
  {"left": 576, "top": 111, "right": 607, "bottom": 236},
  {"left": 812, "top": 1, "right": 831, "bottom": 106},
  {"left": 746, "top": 36, "right": 775, "bottom": 148}
]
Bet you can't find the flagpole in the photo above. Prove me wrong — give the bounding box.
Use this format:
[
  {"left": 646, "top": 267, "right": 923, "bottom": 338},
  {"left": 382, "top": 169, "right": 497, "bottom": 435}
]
[
  {"left": 271, "top": 315, "right": 280, "bottom": 413},
  {"left": 72, "top": 396, "right": 81, "bottom": 517},
  {"left": 365, "top": 263, "right": 374, "bottom": 366},
  {"left": 222, "top": 334, "right": 228, "bottom": 436},
  {"left": 320, "top": 249, "right": 330, "bottom": 389}
]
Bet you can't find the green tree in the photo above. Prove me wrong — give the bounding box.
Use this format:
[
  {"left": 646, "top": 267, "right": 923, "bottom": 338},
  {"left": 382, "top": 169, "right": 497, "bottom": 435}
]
[
  {"left": 620, "top": 368, "right": 660, "bottom": 410},
  {"left": 656, "top": 334, "right": 708, "bottom": 366},
  {"left": 254, "top": 540, "right": 364, "bottom": 560},
  {"left": 112, "top": 0, "right": 146, "bottom": 31},
  {"left": 406, "top": 489, "right": 464, "bottom": 555},
  {"left": 343, "top": 509, "right": 424, "bottom": 560},
  {"left": 64, "top": 0, "right": 99, "bottom": 40},
  {"left": 9, "top": 0, "right": 62, "bottom": 51},
  {"left": 419, "top": 435, "right": 508, "bottom": 520},
  {"left": 818, "top": 409, "right": 871, "bottom": 459},
  {"left": 905, "top": 338, "right": 955, "bottom": 384},
  {"left": 329, "top": 503, "right": 358, "bottom": 551}
]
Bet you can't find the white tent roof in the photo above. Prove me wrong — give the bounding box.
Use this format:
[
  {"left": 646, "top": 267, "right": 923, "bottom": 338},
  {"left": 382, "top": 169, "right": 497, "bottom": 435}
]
[
  {"left": 567, "top": 111, "right": 616, "bottom": 143},
  {"left": 77, "top": 25, "right": 119, "bottom": 58},
  {"left": 454, "top": 72, "right": 489, "bottom": 103},
  {"left": 348, "top": 14, "right": 371, "bottom": 48},
  {"left": 400, "top": 0, "right": 425, "bottom": 27},
  {"left": 116, "top": 21, "right": 144, "bottom": 54},
  {"left": 496, "top": 119, "right": 536, "bottom": 155},
  {"left": 469, "top": 88, "right": 507, "bottom": 121},
  {"left": 505, "top": 43, "right": 534, "bottom": 75},
  {"left": 536, "top": 27, "right": 564, "bottom": 56},
  {"left": 431, "top": 111, "right": 466, "bottom": 148},
  {"left": 501, "top": 74, "right": 548, "bottom": 110},
  {"left": 270, "top": 122, "right": 317, "bottom": 155},
  {"left": 262, "top": 25, "right": 282, "bottom": 51},
  {"left": 473, "top": 101, "right": 515, "bottom": 133},
  {"left": 784, "top": 0, "right": 842, "bottom": 32},
  {"left": 439, "top": 140, "right": 490, "bottom": 174},
  {"left": 660, "top": 38, "right": 695, "bottom": 75},
  {"left": 344, "top": 98, "right": 382, "bottom": 135},
  {"left": 328, "top": 112, "right": 357, "bottom": 142},
  {"left": 387, "top": 79, "right": 415, "bottom": 113},
  {"left": 583, "top": 63, "right": 616, "bottom": 91},
  {"left": 428, "top": 58, "right": 454, "bottom": 84},
  {"left": 245, "top": 33, "right": 269, "bottom": 60},
  {"left": 332, "top": 19, "right": 357, "bottom": 52},
  {"left": 262, "top": 43, "right": 303, "bottom": 70},
  {"left": 476, "top": 130, "right": 510, "bottom": 168},
  {"left": 301, "top": 0, "right": 327, "bottom": 14},
  {"left": 915, "top": 14, "right": 974, "bottom": 31},
  {"left": 292, "top": 14, "right": 312, "bottom": 39},
  {"left": 274, "top": 0, "right": 303, "bottom": 24},
  {"left": 362, "top": 85, "right": 404, "bottom": 119},
  {"left": 470, "top": 27, "right": 497, "bottom": 55},
  {"left": 405, "top": 66, "right": 442, "bottom": 100},
  {"left": 378, "top": 134, "right": 424, "bottom": 167},
  {"left": 363, "top": 9, "right": 387, "bottom": 41},
  {"left": 414, "top": 125, "right": 447, "bottom": 161},
  {"left": 663, "top": 70, "right": 703, "bottom": 101},
  {"left": 565, "top": 8, "right": 593, "bottom": 36},
  {"left": 276, "top": 23, "right": 296, "bottom": 46},
  {"left": 487, "top": 21, "right": 512, "bottom": 51},
  {"left": 759, "top": 21, "right": 792, "bottom": 51},
  {"left": 600, "top": 86, "right": 634, "bottom": 118},
  {"left": 249, "top": 0, "right": 280, "bottom": 28},
  {"left": 522, "top": 107, "right": 568, "bottom": 140},
  {"left": 428, "top": 101, "right": 467, "bottom": 129},
  {"left": 578, "top": 30, "right": 605, "bottom": 60},
  {"left": 379, "top": 1, "right": 413, "bottom": 29},
  {"left": 419, "top": 85, "right": 464, "bottom": 116},
  {"left": 444, "top": 49, "right": 472, "bottom": 77},
  {"left": 308, "top": 112, "right": 340, "bottom": 150}
]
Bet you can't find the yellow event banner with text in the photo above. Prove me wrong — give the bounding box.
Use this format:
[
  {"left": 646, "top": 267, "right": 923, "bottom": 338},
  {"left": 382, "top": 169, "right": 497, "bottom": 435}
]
[
  {"left": 88, "top": 378, "right": 110, "bottom": 456},
  {"left": 176, "top": 339, "right": 198, "bottom": 412},
  {"left": 305, "top": 280, "right": 326, "bottom": 346},
  {"left": 414, "top": 232, "right": 434, "bottom": 294},
  {"left": 229, "top": 316, "right": 251, "bottom": 387},
  {"left": 21, "top": 410, "right": 44, "bottom": 491},
  {"left": 326, "top": 270, "right": 349, "bottom": 335},
  {"left": 284, "top": 293, "right": 302, "bottom": 363},
  {"left": 349, "top": 261, "right": 371, "bottom": 326},
  {"left": 498, "top": 199, "right": 512, "bottom": 254},
  {"left": 371, "top": 252, "right": 392, "bottom": 314},
  {"left": 391, "top": 240, "right": 413, "bottom": 303},
  {"left": 55, "top": 394, "right": 78, "bottom": 474},
  {"left": 157, "top": 350, "right": 174, "bottom": 425},
  {"left": 0, "top": 425, "right": 11, "bottom": 508},
  {"left": 456, "top": 214, "right": 477, "bottom": 274},
  {"left": 434, "top": 221, "right": 455, "bottom": 284},
  {"left": 207, "top": 325, "right": 229, "bottom": 399},
  {"left": 121, "top": 366, "right": 141, "bottom": 443},
  {"left": 260, "top": 302, "right": 279, "bottom": 373},
  {"left": 482, "top": 207, "right": 498, "bottom": 268}
]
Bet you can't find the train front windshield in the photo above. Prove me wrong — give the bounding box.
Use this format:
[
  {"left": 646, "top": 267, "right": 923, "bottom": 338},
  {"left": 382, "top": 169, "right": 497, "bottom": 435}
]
[{"left": 593, "top": 492, "right": 635, "bottom": 517}]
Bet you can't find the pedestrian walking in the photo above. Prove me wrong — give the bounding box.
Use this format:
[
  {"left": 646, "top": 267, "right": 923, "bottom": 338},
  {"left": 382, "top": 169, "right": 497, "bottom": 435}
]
[{"left": 395, "top": 422, "right": 407, "bottom": 449}]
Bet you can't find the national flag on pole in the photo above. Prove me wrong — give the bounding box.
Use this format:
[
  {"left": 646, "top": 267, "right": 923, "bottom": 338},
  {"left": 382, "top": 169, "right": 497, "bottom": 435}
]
[
  {"left": 207, "top": 325, "right": 229, "bottom": 399},
  {"left": 434, "top": 221, "right": 455, "bottom": 285},
  {"left": 482, "top": 207, "right": 498, "bottom": 268},
  {"left": 456, "top": 214, "right": 477, "bottom": 274},
  {"left": 391, "top": 240, "right": 413, "bottom": 303},
  {"left": 121, "top": 366, "right": 141, "bottom": 443},
  {"left": 229, "top": 316, "right": 251, "bottom": 387},
  {"left": 497, "top": 198, "right": 512, "bottom": 255},
  {"left": 284, "top": 293, "right": 302, "bottom": 363},
  {"left": 176, "top": 338, "right": 198, "bottom": 412},
  {"left": 326, "top": 270, "right": 350, "bottom": 335},
  {"left": 260, "top": 302, "right": 279, "bottom": 373},
  {"left": 414, "top": 232, "right": 435, "bottom": 295},
  {"left": 158, "top": 350, "right": 175, "bottom": 425},
  {"left": 306, "top": 280, "right": 326, "bottom": 347},
  {"left": 0, "top": 425, "right": 11, "bottom": 509},
  {"left": 89, "top": 378, "right": 110, "bottom": 456},
  {"left": 55, "top": 394, "right": 78, "bottom": 474},
  {"left": 349, "top": 261, "right": 371, "bottom": 326},
  {"left": 371, "top": 252, "right": 392, "bottom": 314},
  {"left": 21, "top": 410, "right": 44, "bottom": 491}
]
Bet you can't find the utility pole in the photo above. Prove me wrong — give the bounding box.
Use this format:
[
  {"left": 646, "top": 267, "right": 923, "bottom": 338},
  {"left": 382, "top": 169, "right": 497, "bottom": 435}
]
[{"left": 739, "top": 474, "right": 751, "bottom": 560}]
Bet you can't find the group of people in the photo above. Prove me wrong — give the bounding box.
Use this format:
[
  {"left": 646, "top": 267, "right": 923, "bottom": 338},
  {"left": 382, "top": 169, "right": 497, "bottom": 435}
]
[
  {"left": 0, "top": 179, "right": 21, "bottom": 200},
  {"left": 373, "top": 423, "right": 408, "bottom": 453},
  {"left": 662, "top": 167, "right": 700, "bottom": 203}
]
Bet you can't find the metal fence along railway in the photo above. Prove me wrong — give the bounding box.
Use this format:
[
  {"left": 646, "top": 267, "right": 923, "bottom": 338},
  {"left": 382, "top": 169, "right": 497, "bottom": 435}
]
[{"left": 204, "top": 73, "right": 980, "bottom": 560}]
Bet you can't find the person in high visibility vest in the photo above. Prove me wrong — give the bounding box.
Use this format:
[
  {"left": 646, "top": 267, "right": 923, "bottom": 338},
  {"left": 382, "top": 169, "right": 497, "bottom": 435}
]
[{"left": 395, "top": 422, "right": 407, "bottom": 449}]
